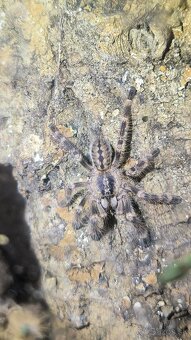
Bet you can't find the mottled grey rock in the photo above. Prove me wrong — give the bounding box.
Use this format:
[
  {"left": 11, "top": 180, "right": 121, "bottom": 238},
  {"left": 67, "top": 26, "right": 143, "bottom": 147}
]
[{"left": 1, "top": 1, "right": 191, "bottom": 338}]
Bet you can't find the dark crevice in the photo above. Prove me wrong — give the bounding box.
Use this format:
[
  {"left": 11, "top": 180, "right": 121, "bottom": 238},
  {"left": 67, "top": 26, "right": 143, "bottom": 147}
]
[
  {"left": 161, "top": 30, "right": 174, "bottom": 61},
  {"left": 0, "top": 163, "right": 52, "bottom": 338}
]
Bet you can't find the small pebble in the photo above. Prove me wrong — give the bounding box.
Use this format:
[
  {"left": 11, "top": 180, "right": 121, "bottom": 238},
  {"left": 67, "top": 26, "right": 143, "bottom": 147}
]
[
  {"left": 121, "top": 296, "right": 131, "bottom": 310},
  {"left": 112, "top": 109, "right": 120, "bottom": 117},
  {"left": 133, "top": 302, "right": 142, "bottom": 310},
  {"left": 159, "top": 65, "right": 167, "bottom": 72},
  {"left": 142, "top": 272, "right": 157, "bottom": 286},
  {"left": 158, "top": 301, "right": 165, "bottom": 307},
  {"left": 45, "top": 277, "right": 57, "bottom": 291},
  {"left": 135, "top": 283, "right": 146, "bottom": 293},
  {"left": 0, "top": 234, "right": 9, "bottom": 245}
]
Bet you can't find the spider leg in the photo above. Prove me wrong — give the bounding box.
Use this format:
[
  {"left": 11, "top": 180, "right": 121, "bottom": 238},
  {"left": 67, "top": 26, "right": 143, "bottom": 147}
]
[
  {"left": 65, "top": 181, "right": 88, "bottom": 206},
  {"left": 73, "top": 193, "right": 90, "bottom": 230},
  {"left": 50, "top": 124, "right": 93, "bottom": 171},
  {"left": 113, "top": 87, "right": 137, "bottom": 168},
  {"left": 129, "top": 186, "right": 182, "bottom": 205},
  {"left": 116, "top": 195, "right": 145, "bottom": 232},
  {"left": 126, "top": 148, "right": 160, "bottom": 180},
  {"left": 89, "top": 200, "right": 107, "bottom": 241},
  {"left": 124, "top": 199, "right": 145, "bottom": 231}
]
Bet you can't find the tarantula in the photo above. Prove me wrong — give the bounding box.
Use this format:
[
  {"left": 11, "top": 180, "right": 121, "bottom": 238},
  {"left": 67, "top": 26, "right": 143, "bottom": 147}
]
[{"left": 50, "top": 87, "right": 181, "bottom": 240}]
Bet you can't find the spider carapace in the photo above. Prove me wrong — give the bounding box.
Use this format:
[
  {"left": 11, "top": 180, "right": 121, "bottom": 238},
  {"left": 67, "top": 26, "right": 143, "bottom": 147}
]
[{"left": 50, "top": 87, "right": 181, "bottom": 240}]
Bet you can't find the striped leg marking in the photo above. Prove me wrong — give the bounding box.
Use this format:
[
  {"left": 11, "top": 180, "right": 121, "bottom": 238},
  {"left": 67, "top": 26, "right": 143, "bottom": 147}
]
[
  {"left": 116, "top": 196, "right": 145, "bottom": 231},
  {"left": 130, "top": 186, "right": 182, "bottom": 205},
  {"left": 126, "top": 148, "right": 160, "bottom": 179},
  {"left": 89, "top": 201, "right": 106, "bottom": 240},
  {"left": 73, "top": 193, "right": 90, "bottom": 230},
  {"left": 65, "top": 181, "right": 88, "bottom": 206},
  {"left": 114, "top": 87, "right": 137, "bottom": 168},
  {"left": 50, "top": 124, "right": 92, "bottom": 170}
]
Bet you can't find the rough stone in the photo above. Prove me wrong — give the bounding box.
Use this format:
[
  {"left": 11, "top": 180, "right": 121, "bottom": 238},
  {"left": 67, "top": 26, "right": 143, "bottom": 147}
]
[{"left": 1, "top": 0, "right": 191, "bottom": 338}]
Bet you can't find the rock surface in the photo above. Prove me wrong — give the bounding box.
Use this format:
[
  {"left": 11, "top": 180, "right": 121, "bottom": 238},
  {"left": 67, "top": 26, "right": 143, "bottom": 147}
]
[{"left": 1, "top": 0, "right": 191, "bottom": 338}]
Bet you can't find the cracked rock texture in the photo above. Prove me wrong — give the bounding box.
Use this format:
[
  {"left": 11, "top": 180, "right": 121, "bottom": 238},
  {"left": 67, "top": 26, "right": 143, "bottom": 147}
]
[{"left": 1, "top": 0, "right": 191, "bottom": 339}]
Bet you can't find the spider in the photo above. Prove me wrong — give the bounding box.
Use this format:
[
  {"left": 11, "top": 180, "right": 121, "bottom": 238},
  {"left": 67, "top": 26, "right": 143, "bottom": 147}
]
[{"left": 50, "top": 87, "right": 182, "bottom": 241}]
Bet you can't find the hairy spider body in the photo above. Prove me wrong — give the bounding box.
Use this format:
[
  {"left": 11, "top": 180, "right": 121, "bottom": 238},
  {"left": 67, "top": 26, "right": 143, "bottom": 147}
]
[
  {"left": 97, "top": 172, "right": 115, "bottom": 198},
  {"left": 91, "top": 137, "right": 113, "bottom": 171},
  {"left": 91, "top": 170, "right": 120, "bottom": 209},
  {"left": 50, "top": 87, "right": 181, "bottom": 240}
]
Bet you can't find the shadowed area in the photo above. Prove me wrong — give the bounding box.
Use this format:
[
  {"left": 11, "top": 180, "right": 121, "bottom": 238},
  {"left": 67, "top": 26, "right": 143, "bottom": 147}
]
[
  {"left": 0, "top": 163, "right": 41, "bottom": 301},
  {"left": 0, "top": 164, "right": 52, "bottom": 339}
]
